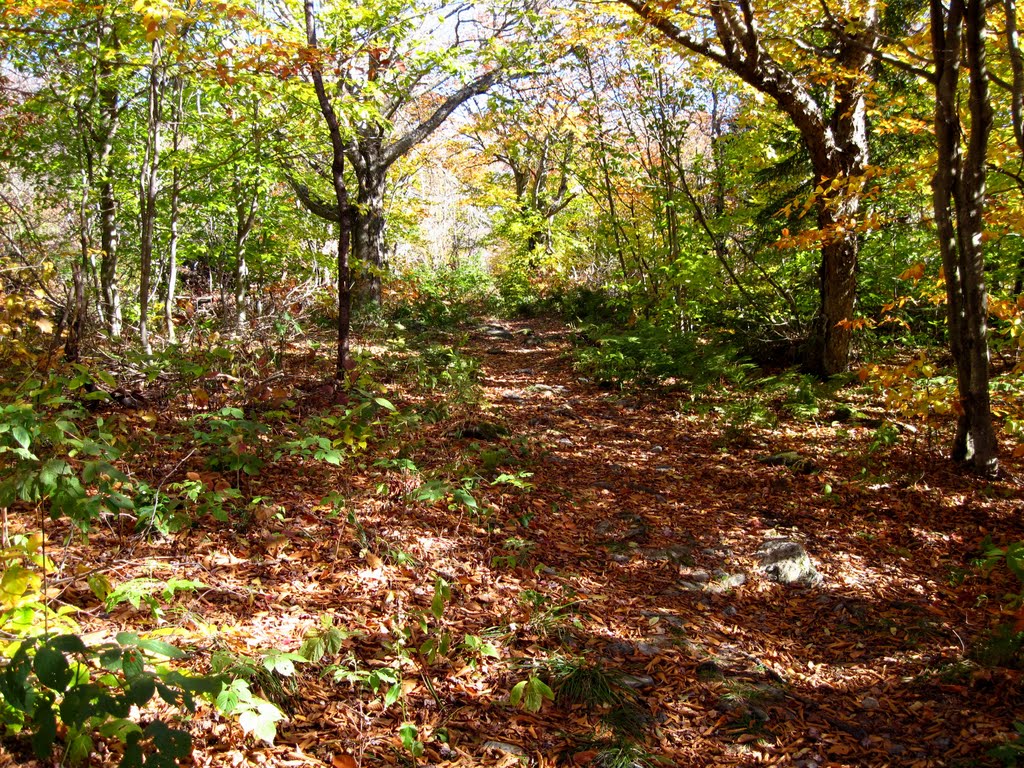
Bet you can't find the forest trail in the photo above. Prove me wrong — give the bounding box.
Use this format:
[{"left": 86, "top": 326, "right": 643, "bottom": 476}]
[
  {"left": 425, "top": 317, "right": 1022, "bottom": 766},
  {"left": 27, "top": 318, "right": 1023, "bottom": 768}
]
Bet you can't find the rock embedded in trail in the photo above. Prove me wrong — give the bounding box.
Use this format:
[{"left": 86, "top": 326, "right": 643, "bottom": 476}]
[{"left": 755, "top": 539, "right": 822, "bottom": 586}]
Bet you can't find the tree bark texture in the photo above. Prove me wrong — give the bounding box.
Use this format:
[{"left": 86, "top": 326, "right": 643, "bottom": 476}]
[{"left": 931, "top": 0, "right": 999, "bottom": 474}]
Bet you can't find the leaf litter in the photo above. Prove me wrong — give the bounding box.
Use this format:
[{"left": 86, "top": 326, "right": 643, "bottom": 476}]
[{"left": 3, "top": 318, "right": 1023, "bottom": 767}]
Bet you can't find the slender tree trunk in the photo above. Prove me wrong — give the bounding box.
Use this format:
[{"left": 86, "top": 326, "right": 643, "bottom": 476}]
[
  {"left": 931, "top": 0, "right": 999, "bottom": 475},
  {"left": 138, "top": 40, "right": 164, "bottom": 354},
  {"left": 165, "top": 77, "right": 183, "bottom": 343},
  {"left": 305, "top": 0, "right": 353, "bottom": 377},
  {"left": 233, "top": 178, "right": 258, "bottom": 331}
]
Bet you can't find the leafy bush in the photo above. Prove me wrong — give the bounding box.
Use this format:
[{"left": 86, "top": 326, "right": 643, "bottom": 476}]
[
  {"left": 389, "top": 263, "right": 496, "bottom": 329},
  {"left": 0, "top": 376, "right": 134, "bottom": 534},
  {"left": 573, "top": 322, "right": 746, "bottom": 388}
]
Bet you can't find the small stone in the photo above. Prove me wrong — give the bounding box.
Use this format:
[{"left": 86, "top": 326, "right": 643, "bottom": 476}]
[
  {"left": 756, "top": 539, "right": 822, "bottom": 586},
  {"left": 696, "top": 660, "right": 724, "bottom": 680},
  {"left": 723, "top": 573, "right": 747, "bottom": 588},
  {"left": 483, "top": 740, "right": 526, "bottom": 756},
  {"left": 620, "top": 673, "right": 655, "bottom": 689},
  {"left": 861, "top": 696, "right": 880, "bottom": 710},
  {"left": 688, "top": 570, "right": 711, "bottom": 584},
  {"left": 723, "top": 605, "right": 738, "bottom": 617},
  {"left": 604, "top": 640, "right": 634, "bottom": 657},
  {"left": 636, "top": 642, "right": 662, "bottom": 657},
  {"left": 650, "top": 445, "right": 664, "bottom": 453},
  {"left": 611, "top": 553, "right": 631, "bottom": 563}
]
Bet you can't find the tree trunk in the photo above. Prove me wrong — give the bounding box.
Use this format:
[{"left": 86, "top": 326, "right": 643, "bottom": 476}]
[
  {"left": 138, "top": 40, "right": 163, "bottom": 354},
  {"left": 305, "top": 0, "right": 353, "bottom": 377},
  {"left": 352, "top": 163, "right": 386, "bottom": 304},
  {"left": 98, "top": 176, "right": 121, "bottom": 339},
  {"left": 165, "top": 77, "right": 183, "bottom": 343},
  {"left": 931, "top": 0, "right": 999, "bottom": 475},
  {"left": 233, "top": 178, "right": 258, "bottom": 331}
]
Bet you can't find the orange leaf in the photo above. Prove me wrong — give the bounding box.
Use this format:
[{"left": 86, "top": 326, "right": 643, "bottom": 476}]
[
  {"left": 332, "top": 755, "right": 357, "bottom": 768},
  {"left": 898, "top": 262, "right": 926, "bottom": 280}
]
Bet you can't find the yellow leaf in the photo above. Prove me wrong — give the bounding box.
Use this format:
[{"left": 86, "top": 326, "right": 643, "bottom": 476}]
[{"left": 35, "top": 318, "right": 53, "bottom": 333}]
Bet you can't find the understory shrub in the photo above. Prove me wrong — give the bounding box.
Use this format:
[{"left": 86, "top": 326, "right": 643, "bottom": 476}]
[{"left": 573, "top": 322, "right": 746, "bottom": 388}]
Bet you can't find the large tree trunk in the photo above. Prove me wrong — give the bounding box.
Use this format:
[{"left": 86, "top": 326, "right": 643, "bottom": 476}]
[
  {"left": 352, "top": 162, "right": 386, "bottom": 305},
  {"left": 932, "top": 0, "right": 998, "bottom": 475}
]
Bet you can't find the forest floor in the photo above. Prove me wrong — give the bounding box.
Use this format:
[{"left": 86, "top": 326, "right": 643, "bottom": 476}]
[{"left": 4, "top": 316, "right": 1024, "bottom": 767}]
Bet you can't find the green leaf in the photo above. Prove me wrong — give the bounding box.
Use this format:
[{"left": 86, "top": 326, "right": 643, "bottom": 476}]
[
  {"left": 33, "top": 647, "right": 72, "bottom": 691},
  {"left": 136, "top": 638, "right": 185, "bottom": 659},
  {"left": 383, "top": 681, "right": 402, "bottom": 708},
  {"left": 121, "top": 648, "right": 145, "bottom": 680},
  {"left": 64, "top": 729, "right": 93, "bottom": 765},
  {"left": 127, "top": 676, "right": 156, "bottom": 706},
  {"left": 374, "top": 397, "right": 396, "bottom": 411},
  {"left": 452, "top": 488, "right": 478, "bottom": 510},
  {"left": 238, "top": 700, "right": 283, "bottom": 745},
  {"left": 30, "top": 697, "right": 57, "bottom": 758},
  {"left": 11, "top": 426, "right": 31, "bottom": 449},
  {"left": 47, "top": 634, "right": 88, "bottom": 655},
  {"left": 509, "top": 680, "right": 526, "bottom": 706},
  {"left": 145, "top": 720, "right": 192, "bottom": 758},
  {"left": 399, "top": 723, "right": 423, "bottom": 756}
]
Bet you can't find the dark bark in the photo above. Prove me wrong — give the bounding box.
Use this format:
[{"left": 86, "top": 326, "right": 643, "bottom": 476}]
[
  {"left": 304, "top": 0, "right": 353, "bottom": 378},
  {"left": 931, "top": 0, "right": 999, "bottom": 475},
  {"left": 345, "top": 69, "right": 506, "bottom": 303}
]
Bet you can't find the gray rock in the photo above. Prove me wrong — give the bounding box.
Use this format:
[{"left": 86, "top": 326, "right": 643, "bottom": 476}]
[
  {"left": 620, "top": 673, "right": 655, "bottom": 689},
  {"left": 636, "top": 642, "right": 663, "bottom": 657},
  {"left": 756, "top": 539, "right": 822, "bottom": 586},
  {"left": 723, "top": 605, "right": 738, "bottom": 617},
  {"left": 604, "top": 640, "right": 635, "bottom": 657},
  {"left": 483, "top": 740, "right": 526, "bottom": 756},
  {"left": 643, "top": 544, "right": 694, "bottom": 565},
  {"left": 722, "top": 573, "right": 747, "bottom": 588},
  {"left": 861, "top": 696, "right": 879, "bottom": 710},
  {"left": 688, "top": 570, "right": 711, "bottom": 584}
]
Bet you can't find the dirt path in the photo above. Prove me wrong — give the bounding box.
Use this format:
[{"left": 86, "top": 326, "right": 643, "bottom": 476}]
[{"left": 447, "top": 317, "right": 1023, "bottom": 766}]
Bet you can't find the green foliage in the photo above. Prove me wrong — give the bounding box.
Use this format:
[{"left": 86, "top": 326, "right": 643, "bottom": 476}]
[
  {"left": 0, "top": 534, "right": 78, "bottom": 643},
  {"left": 546, "top": 657, "right": 635, "bottom": 710},
  {"left": 565, "top": 737, "right": 658, "bottom": 768},
  {"left": 0, "top": 630, "right": 221, "bottom": 767},
  {"left": 208, "top": 649, "right": 298, "bottom": 743},
  {"left": 0, "top": 376, "right": 133, "bottom": 534},
  {"left": 974, "top": 541, "right": 1024, "bottom": 668},
  {"left": 104, "top": 578, "right": 204, "bottom": 621},
  {"left": 190, "top": 407, "right": 267, "bottom": 476},
  {"left": 389, "top": 263, "right": 497, "bottom": 330},
  {"left": 573, "top": 323, "right": 746, "bottom": 388},
  {"left": 990, "top": 722, "right": 1024, "bottom": 766},
  {"left": 509, "top": 674, "right": 554, "bottom": 712}
]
